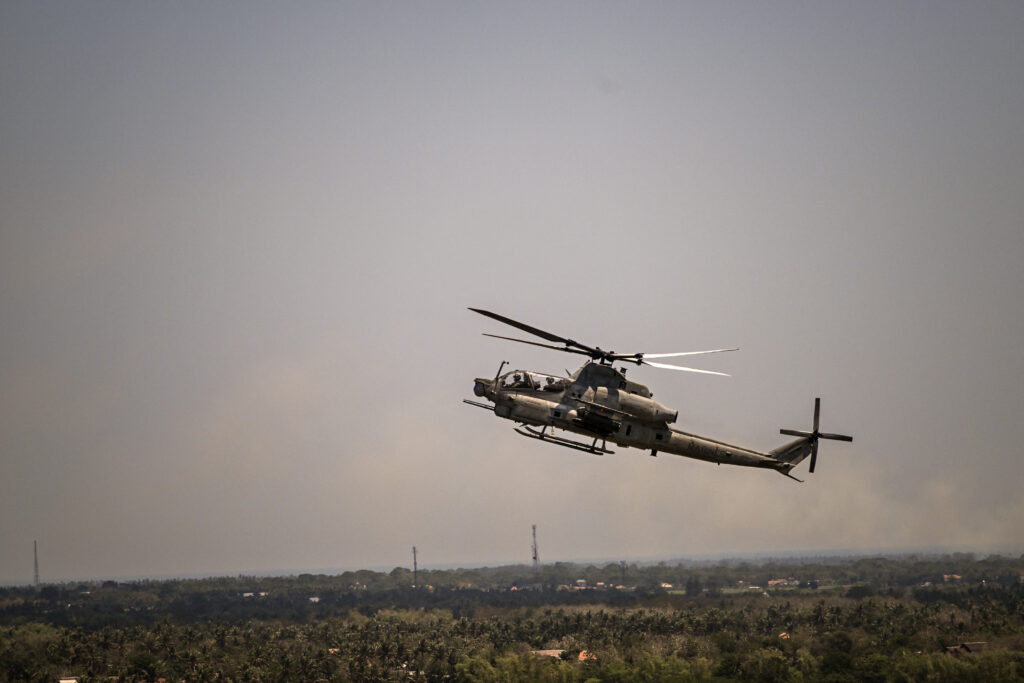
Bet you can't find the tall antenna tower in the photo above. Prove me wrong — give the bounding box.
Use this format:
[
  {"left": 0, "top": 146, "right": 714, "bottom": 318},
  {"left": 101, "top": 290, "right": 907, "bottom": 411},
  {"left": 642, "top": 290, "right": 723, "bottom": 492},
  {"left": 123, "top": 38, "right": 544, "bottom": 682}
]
[
  {"left": 531, "top": 525, "right": 539, "bottom": 569},
  {"left": 33, "top": 540, "right": 39, "bottom": 587},
  {"left": 412, "top": 546, "right": 418, "bottom": 588}
]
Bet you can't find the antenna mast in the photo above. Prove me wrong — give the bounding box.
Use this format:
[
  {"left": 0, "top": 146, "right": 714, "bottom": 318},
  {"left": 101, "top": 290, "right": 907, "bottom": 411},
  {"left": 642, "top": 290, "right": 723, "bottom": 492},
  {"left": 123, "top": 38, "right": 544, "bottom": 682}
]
[
  {"left": 531, "top": 525, "right": 539, "bottom": 569},
  {"left": 34, "top": 540, "right": 39, "bottom": 587},
  {"left": 412, "top": 546, "right": 418, "bottom": 588}
]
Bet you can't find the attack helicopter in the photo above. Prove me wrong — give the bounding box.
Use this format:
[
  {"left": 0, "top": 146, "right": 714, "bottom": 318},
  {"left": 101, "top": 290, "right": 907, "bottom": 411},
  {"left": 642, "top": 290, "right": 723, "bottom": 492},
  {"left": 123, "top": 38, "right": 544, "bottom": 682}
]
[{"left": 462, "top": 308, "right": 851, "bottom": 481}]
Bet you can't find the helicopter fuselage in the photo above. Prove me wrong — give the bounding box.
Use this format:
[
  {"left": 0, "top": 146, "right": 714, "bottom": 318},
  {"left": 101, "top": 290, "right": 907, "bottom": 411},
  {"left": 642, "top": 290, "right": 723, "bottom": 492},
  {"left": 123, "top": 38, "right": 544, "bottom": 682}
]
[{"left": 471, "top": 361, "right": 779, "bottom": 468}]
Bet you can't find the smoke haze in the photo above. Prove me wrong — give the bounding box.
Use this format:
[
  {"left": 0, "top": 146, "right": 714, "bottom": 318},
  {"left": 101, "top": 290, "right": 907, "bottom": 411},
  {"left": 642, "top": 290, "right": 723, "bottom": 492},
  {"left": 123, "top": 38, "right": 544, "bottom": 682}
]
[{"left": 2, "top": 2, "right": 1023, "bottom": 583}]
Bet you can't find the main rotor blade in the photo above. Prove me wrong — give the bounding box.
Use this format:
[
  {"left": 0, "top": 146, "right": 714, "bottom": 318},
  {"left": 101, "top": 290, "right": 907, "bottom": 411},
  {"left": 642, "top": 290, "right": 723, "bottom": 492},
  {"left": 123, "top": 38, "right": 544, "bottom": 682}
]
[
  {"left": 643, "top": 360, "right": 731, "bottom": 376},
  {"left": 482, "top": 333, "right": 591, "bottom": 356},
  {"left": 470, "top": 308, "right": 735, "bottom": 367},
  {"left": 642, "top": 348, "right": 739, "bottom": 359},
  {"left": 469, "top": 308, "right": 571, "bottom": 344}
]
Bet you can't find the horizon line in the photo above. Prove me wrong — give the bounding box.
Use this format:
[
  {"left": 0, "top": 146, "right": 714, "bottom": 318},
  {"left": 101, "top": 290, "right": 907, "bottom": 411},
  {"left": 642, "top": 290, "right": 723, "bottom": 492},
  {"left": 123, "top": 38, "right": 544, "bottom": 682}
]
[{"left": 5, "top": 543, "right": 1021, "bottom": 588}]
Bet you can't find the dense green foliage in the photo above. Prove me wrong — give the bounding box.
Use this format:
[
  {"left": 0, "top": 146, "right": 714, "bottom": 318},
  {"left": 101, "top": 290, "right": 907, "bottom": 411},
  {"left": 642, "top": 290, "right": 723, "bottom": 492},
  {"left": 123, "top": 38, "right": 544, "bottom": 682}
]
[{"left": 2, "top": 554, "right": 1023, "bottom": 681}]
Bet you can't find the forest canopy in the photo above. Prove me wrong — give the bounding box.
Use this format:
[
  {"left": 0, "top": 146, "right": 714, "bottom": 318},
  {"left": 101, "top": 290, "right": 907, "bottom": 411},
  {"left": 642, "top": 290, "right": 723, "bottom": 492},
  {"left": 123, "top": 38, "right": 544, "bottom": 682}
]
[{"left": 2, "top": 552, "right": 1022, "bottom": 681}]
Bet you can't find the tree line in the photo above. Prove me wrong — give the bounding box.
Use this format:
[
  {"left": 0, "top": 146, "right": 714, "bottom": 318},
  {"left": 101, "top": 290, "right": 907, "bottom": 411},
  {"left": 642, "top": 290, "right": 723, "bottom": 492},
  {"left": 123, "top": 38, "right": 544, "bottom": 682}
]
[{"left": 1, "top": 553, "right": 1022, "bottom": 681}]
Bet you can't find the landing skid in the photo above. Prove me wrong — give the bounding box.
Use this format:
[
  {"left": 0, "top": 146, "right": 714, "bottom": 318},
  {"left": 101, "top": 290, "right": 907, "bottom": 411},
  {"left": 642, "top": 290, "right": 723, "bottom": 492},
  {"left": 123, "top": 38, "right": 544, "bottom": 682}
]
[{"left": 514, "top": 425, "right": 614, "bottom": 456}]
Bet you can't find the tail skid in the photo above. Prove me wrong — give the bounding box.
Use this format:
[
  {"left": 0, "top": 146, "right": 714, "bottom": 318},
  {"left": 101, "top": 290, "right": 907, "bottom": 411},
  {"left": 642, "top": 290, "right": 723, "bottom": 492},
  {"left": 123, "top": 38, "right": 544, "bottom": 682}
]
[{"left": 773, "top": 398, "right": 852, "bottom": 477}]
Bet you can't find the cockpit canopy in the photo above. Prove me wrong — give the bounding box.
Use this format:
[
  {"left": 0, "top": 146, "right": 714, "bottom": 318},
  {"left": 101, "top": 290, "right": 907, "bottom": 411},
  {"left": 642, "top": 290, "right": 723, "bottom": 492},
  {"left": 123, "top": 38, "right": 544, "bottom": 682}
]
[{"left": 499, "top": 370, "right": 568, "bottom": 392}]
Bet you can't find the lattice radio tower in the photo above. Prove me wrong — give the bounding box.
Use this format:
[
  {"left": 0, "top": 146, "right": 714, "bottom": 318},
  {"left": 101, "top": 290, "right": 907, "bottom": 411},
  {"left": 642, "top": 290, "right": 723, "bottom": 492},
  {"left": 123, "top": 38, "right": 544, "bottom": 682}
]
[
  {"left": 412, "top": 546, "right": 418, "bottom": 588},
  {"left": 34, "top": 540, "right": 39, "bottom": 587},
  {"left": 531, "top": 525, "right": 539, "bottom": 569}
]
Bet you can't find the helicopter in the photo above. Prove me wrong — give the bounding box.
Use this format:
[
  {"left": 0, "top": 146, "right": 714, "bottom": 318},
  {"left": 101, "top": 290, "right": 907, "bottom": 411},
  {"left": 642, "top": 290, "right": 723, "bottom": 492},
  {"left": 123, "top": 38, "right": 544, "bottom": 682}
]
[{"left": 462, "top": 308, "right": 852, "bottom": 481}]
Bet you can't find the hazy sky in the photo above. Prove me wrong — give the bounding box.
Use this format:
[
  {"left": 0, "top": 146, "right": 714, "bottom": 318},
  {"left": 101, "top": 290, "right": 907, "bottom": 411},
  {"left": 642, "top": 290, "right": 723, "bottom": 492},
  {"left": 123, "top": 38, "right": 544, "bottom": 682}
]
[{"left": 3, "top": 2, "right": 1023, "bottom": 584}]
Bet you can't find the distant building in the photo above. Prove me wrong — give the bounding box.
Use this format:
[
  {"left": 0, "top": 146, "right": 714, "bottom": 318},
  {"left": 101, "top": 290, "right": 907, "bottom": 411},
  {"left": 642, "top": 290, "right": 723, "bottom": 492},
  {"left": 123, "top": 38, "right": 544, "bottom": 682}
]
[{"left": 768, "top": 578, "right": 796, "bottom": 587}]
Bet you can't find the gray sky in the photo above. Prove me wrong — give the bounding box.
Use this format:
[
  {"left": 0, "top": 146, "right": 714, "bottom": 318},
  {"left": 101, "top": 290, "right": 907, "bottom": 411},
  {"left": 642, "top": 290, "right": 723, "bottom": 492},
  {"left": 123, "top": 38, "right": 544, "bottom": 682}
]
[{"left": 2, "top": 2, "right": 1023, "bottom": 584}]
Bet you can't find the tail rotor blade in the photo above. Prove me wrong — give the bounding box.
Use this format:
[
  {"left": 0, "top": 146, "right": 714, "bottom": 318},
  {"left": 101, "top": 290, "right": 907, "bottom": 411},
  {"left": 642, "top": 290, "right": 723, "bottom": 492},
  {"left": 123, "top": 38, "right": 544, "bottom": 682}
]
[
  {"left": 813, "top": 397, "right": 820, "bottom": 432},
  {"left": 819, "top": 432, "right": 853, "bottom": 442},
  {"left": 809, "top": 440, "right": 819, "bottom": 473}
]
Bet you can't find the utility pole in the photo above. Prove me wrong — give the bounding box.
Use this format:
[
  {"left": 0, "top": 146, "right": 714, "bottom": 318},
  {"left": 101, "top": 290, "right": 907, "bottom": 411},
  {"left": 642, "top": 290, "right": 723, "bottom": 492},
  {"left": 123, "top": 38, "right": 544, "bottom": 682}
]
[
  {"left": 531, "top": 525, "right": 539, "bottom": 570},
  {"left": 34, "top": 540, "right": 39, "bottom": 587},
  {"left": 412, "top": 546, "right": 418, "bottom": 588}
]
